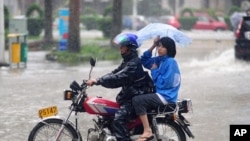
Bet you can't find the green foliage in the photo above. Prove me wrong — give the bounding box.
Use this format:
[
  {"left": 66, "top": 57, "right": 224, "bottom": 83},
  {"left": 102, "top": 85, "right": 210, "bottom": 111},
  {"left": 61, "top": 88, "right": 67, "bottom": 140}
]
[
  {"left": 224, "top": 15, "right": 233, "bottom": 31},
  {"left": 179, "top": 8, "right": 197, "bottom": 30},
  {"left": 53, "top": 51, "right": 83, "bottom": 63},
  {"left": 27, "top": 18, "right": 44, "bottom": 36},
  {"left": 49, "top": 43, "right": 120, "bottom": 64},
  {"left": 103, "top": 5, "right": 112, "bottom": 17},
  {"left": 180, "top": 8, "right": 194, "bottom": 17},
  {"left": 26, "top": 3, "right": 44, "bottom": 36},
  {"left": 81, "top": 44, "right": 120, "bottom": 60},
  {"left": 98, "top": 17, "right": 112, "bottom": 38},
  {"left": 26, "top": 3, "right": 44, "bottom": 18},
  {"left": 80, "top": 15, "right": 101, "bottom": 30},
  {"left": 82, "top": 7, "right": 98, "bottom": 15},
  {"left": 205, "top": 9, "right": 216, "bottom": 19},
  {"left": 228, "top": 5, "right": 241, "bottom": 15},
  {"left": 81, "top": 7, "right": 102, "bottom": 30},
  {"left": 179, "top": 17, "right": 197, "bottom": 30},
  {"left": 4, "top": 5, "right": 9, "bottom": 29}
]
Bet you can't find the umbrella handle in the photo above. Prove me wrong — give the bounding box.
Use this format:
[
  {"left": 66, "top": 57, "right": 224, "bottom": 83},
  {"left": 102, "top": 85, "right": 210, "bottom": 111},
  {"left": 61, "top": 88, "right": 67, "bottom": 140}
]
[{"left": 154, "top": 47, "right": 158, "bottom": 64}]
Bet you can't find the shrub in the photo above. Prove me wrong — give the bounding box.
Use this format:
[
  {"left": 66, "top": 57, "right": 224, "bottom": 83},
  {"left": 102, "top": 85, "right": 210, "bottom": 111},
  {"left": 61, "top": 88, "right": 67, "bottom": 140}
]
[
  {"left": 48, "top": 43, "right": 120, "bottom": 64},
  {"left": 27, "top": 18, "right": 44, "bottom": 36},
  {"left": 4, "top": 5, "right": 9, "bottom": 29},
  {"left": 80, "top": 15, "right": 101, "bottom": 30},
  {"left": 180, "top": 8, "right": 194, "bottom": 17},
  {"left": 179, "top": 8, "right": 197, "bottom": 30},
  {"left": 98, "top": 17, "right": 112, "bottom": 38},
  {"left": 224, "top": 15, "right": 233, "bottom": 31},
  {"left": 179, "top": 17, "right": 197, "bottom": 30},
  {"left": 26, "top": 3, "right": 44, "bottom": 36}
]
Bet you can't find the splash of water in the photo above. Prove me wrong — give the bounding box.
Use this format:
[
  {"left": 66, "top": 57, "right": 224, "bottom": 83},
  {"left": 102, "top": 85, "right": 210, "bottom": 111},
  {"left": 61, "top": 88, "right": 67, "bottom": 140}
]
[{"left": 186, "top": 48, "right": 250, "bottom": 73}]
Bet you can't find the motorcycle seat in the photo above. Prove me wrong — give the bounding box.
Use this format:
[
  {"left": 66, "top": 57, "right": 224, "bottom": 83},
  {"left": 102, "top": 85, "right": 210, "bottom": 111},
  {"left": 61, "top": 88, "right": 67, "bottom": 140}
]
[{"left": 148, "top": 103, "right": 177, "bottom": 115}]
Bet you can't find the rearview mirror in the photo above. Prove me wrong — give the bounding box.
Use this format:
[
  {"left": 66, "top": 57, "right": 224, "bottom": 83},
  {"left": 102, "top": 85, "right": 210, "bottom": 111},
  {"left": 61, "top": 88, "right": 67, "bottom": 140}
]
[
  {"left": 89, "top": 57, "right": 96, "bottom": 79},
  {"left": 90, "top": 57, "right": 96, "bottom": 67}
]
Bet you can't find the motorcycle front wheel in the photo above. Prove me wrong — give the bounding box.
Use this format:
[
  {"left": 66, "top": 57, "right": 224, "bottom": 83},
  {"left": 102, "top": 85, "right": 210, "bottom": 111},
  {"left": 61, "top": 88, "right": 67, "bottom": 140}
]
[
  {"left": 156, "top": 120, "right": 186, "bottom": 141},
  {"left": 28, "top": 118, "right": 81, "bottom": 141}
]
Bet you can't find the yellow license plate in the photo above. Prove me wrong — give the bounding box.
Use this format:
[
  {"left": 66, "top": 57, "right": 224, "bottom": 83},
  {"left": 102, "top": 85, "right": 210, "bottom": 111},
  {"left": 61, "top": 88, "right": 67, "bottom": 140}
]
[{"left": 38, "top": 106, "right": 58, "bottom": 119}]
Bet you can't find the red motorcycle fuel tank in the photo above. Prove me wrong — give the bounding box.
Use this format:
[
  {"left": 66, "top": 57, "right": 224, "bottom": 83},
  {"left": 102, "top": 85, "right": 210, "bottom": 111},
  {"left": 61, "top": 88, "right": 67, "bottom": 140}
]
[{"left": 83, "top": 96, "right": 120, "bottom": 116}]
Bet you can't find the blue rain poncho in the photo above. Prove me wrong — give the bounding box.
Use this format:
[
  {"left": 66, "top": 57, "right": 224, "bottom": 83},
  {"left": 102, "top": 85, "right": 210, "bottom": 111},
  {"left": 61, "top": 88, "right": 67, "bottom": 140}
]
[{"left": 141, "top": 50, "right": 181, "bottom": 103}]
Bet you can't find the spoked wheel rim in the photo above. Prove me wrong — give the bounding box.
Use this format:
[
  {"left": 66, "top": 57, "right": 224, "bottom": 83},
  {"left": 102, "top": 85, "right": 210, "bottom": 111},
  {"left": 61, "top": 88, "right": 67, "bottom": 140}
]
[
  {"left": 33, "top": 123, "right": 75, "bottom": 141},
  {"left": 28, "top": 119, "right": 80, "bottom": 141},
  {"left": 157, "top": 122, "right": 185, "bottom": 141}
]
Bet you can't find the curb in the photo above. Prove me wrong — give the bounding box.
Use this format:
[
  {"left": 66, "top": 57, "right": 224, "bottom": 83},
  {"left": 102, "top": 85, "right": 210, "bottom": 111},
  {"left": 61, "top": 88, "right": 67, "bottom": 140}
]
[{"left": 0, "top": 62, "right": 10, "bottom": 67}]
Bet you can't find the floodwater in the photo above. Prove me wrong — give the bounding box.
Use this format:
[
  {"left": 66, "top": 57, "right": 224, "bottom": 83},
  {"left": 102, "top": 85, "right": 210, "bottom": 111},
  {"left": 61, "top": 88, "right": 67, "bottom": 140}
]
[{"left": 1, "top": 33, "right": 250, "bottom": 141}]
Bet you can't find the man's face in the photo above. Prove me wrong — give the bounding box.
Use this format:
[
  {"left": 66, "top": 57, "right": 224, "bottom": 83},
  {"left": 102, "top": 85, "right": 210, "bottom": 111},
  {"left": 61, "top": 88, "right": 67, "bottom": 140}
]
[{"left": 120, "top": 46, "right": 129, "bottom": 55}]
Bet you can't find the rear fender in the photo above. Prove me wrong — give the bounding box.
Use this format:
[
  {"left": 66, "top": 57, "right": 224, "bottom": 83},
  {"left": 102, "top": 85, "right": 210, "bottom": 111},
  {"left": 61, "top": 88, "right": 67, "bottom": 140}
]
[{"left": 176, "top": 115, "right": 195, "bottom": 138}]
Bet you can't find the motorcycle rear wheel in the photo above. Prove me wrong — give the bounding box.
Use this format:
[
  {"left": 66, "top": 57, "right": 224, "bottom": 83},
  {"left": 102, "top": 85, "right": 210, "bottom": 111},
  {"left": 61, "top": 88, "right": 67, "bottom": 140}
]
[
  {"left": 28, "top": 118, "right": 81, "bottom": 141},
  {"left": 157, "top": 120, "right": 186, "bottom": 141}
]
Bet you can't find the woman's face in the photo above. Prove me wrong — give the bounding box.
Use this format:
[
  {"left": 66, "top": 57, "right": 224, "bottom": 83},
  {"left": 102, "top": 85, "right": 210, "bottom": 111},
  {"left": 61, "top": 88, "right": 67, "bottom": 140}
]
[{"left": 157, "top": 42, "right": 167, "bottom": 56}]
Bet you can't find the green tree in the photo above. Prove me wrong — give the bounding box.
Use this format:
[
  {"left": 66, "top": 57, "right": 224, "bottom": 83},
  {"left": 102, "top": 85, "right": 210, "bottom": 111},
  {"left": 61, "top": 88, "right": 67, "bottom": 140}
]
[
  {"left": 68, "top": 0, "right": 80, "bottom": 52},
  {"left": 110, "top": 0, "right": 122, "bottom": 47},
  {"left": 44, "top": 0, "right": 53, "bottom": 43}
]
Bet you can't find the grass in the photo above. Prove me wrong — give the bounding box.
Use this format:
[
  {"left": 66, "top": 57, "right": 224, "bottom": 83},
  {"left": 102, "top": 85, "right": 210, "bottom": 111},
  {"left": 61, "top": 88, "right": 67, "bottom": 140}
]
[{"left": 46, "top": 41, "right": 121, "bottom": 64}]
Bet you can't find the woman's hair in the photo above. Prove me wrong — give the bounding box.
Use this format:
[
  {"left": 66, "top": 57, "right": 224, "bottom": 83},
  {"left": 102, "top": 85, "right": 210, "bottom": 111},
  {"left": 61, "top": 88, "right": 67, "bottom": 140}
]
[{"left": 159, "top": 37, "right": 176, "bottom": 58}]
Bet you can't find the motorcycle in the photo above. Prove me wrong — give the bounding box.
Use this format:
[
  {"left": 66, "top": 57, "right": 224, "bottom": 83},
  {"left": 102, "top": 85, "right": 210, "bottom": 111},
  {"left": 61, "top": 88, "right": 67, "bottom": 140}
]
[{"left": 28, "top": 57, "right": 194, "bottom": 141}]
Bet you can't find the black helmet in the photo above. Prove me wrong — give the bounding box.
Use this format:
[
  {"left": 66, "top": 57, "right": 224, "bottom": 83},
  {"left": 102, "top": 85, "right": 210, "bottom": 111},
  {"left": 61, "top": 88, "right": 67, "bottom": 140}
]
[{"left": 113, "top": 33, "right": 138, "bottom": 48}]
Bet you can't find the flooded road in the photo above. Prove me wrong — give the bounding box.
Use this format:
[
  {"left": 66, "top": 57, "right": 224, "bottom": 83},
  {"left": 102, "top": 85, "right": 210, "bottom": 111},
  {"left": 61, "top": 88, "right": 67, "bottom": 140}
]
[{"left": 1, "top": 33, "right": 250, "bottom": 141}]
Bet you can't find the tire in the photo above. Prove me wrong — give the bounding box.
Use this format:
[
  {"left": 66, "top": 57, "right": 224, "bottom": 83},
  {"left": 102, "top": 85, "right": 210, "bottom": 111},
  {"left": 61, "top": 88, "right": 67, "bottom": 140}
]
[
  {"left": 234, "top": 45, "right": 242, "bottom": 59},
  {"left": 28, "top": 118, "right": 81, "bottom": 141},
  {"left": 156, "top": 120, "right": 186, "bottom": 141}
]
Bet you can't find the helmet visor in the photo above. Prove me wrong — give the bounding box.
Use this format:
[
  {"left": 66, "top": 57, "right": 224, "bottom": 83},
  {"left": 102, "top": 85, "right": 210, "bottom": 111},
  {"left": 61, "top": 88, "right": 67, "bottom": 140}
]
[{"left": 113, "top": 33, "right": 138, "bottom": 48}]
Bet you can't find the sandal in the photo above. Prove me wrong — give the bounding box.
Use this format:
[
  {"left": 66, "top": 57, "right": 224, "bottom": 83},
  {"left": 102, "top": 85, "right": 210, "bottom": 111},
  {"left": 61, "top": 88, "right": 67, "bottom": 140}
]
[{"left": 137, "top": 135, "right": 154, "bottom": 141}]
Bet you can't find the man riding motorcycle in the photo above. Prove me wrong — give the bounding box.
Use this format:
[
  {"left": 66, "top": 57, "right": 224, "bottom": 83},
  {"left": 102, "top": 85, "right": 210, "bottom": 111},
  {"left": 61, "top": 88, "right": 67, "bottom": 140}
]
[{"left": 86, "top": 33, "right": 154, "bottom": 141}]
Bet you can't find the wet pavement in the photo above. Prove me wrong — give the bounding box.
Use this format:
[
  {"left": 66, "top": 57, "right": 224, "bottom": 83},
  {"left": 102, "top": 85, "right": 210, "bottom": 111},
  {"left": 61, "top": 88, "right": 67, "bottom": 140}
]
[{"left": 1, "top": 31, "right": 250, "bottom": 141}]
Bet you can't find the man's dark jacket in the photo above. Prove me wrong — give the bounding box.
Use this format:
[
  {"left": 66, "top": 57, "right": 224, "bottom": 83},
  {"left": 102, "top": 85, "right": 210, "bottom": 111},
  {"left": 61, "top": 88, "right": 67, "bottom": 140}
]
[{"left": 96, "top": 52, "right": 152, "bottom": 105}]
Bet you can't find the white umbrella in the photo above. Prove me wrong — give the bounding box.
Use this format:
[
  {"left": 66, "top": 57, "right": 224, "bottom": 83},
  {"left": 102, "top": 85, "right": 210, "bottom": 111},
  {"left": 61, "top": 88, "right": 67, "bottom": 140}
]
[
  {"left": 230, "top": 12, "right": 245, "bottom": 30},
  {"left": 136, "top": 23, "right": 192, "bottom": 47}
]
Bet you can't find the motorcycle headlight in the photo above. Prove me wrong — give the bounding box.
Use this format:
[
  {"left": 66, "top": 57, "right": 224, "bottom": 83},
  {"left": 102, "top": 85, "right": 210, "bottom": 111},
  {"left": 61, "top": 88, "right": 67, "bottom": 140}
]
[{"left": 64, "top": 90, "right": 76, "bottom": 100}]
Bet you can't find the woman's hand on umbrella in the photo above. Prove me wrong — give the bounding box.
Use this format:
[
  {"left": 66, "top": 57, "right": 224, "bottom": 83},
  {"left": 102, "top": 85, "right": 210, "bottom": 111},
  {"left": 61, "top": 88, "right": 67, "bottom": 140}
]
[
  {"left": 154, "top": 36, "right": 160, "bottom": 46},
  {"left": 149, "top": 36, "right": 160, "bottom": 51}
]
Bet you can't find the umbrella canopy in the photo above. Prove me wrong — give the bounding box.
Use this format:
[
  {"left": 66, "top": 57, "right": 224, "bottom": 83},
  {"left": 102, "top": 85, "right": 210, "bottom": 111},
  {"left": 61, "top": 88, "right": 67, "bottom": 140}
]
[
  {"left": 136, "top": 23, "right": 192, "bottom": 47},
  {"left": 230, "top": 12, "right": 245, "bottom": 30}
]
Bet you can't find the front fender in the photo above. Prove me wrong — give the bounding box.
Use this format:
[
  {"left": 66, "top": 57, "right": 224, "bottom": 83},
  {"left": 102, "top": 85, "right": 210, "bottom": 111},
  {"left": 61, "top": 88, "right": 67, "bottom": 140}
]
[{"left": 39, "top": 116, "right": 74, "bottom": 127}]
